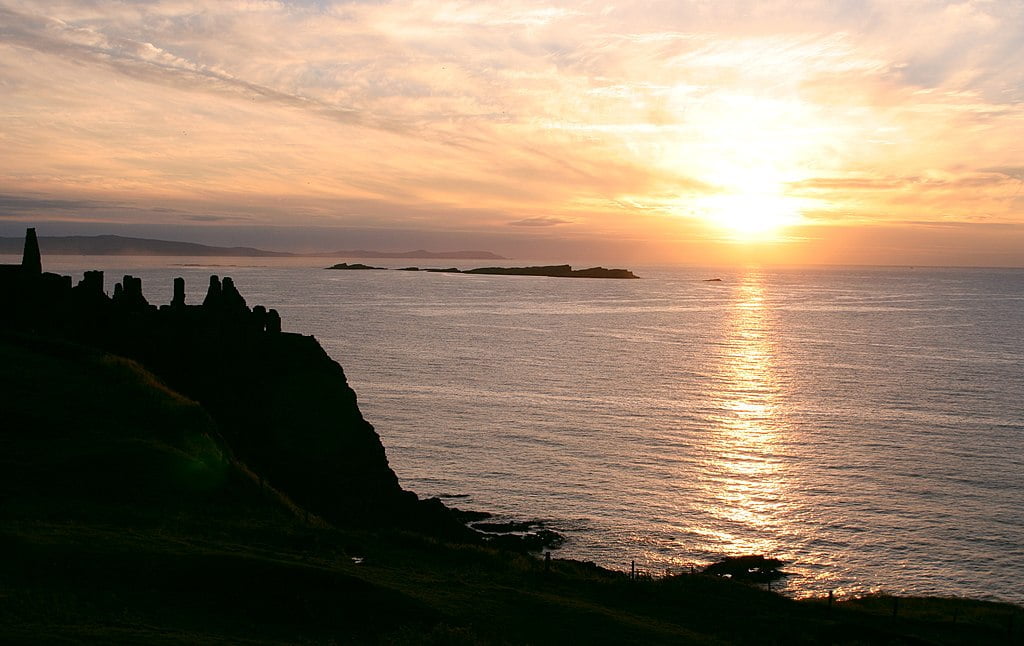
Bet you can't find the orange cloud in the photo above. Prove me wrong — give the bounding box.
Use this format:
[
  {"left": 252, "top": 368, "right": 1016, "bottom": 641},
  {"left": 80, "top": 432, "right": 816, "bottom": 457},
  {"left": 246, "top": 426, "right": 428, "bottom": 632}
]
[{"left": 1, "top": 1, "right": 1022, "bottom": 264}]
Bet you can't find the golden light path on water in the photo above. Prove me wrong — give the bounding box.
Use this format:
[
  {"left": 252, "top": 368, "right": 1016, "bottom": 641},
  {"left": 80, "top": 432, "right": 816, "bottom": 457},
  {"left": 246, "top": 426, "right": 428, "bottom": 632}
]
[
  {"left": 628, "top": 272, "right": 799, "bottom": 579},
  {"left": 27, "top": 257, "right": 1024, "bottom": 602},
  {"left": 702, "top": 274, "right": 789, "bottom": 558}
]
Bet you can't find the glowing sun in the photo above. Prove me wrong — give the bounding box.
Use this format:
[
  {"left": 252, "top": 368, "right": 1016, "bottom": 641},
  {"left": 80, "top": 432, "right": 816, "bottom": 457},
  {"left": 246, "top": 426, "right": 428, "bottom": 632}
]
[{"left": 700, "top": 191, "right": 803, "bottom": 240}]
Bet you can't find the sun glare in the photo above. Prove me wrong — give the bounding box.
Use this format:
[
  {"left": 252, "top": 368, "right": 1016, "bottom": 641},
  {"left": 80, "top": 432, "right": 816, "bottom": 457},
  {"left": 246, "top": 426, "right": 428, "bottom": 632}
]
[{"left": 700, "top": 191, "right": 803, "bottom": 241}]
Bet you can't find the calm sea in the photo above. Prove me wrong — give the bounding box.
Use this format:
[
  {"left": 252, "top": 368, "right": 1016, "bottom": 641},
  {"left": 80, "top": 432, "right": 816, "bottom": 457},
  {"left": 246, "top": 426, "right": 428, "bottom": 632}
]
[{"left": 18, "top": 255, "right": 1024, "bottom": 603}]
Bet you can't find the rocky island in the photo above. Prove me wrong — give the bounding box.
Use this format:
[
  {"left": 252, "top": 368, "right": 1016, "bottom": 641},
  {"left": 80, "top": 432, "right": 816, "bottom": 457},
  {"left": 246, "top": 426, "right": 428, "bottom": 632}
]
[
  {"left": 328, "top": 263, "right": 640, "bottom": 279},
  {"left": 2, "top": 228, "right": 1020, "bottom": 644},
  {"left": 326, "top": 262, "right": 386, "bottom": 270},
  {"left": 464, "top": 264, "right": 638, "bottom": 278}
]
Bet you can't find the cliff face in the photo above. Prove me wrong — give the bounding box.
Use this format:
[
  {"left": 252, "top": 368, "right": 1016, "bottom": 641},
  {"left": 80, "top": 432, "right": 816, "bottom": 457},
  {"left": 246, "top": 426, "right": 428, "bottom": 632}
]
[
  {"left": 1, "top": 251, "right": 467, "bottom": 536},
  {"left": 107, "top": 312, "right": 412, "bottom": 524},
  {"left": 143, "top": 326, "right": 431, "bottom": 522},
  {"left": 0, "top": 335, "right": 236, "bottom": 514}
]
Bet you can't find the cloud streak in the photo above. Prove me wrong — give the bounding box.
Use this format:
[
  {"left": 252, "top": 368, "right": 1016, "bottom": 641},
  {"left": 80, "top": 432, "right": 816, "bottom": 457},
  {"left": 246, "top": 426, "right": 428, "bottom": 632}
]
[
  {"left": 1, "top": 1, "right": 1022, "bottom": 264},
  {"left": 0, "top": 6, "right": 409, "bottom": 133},
  {"left": 508, "top": 216, "right": 573, "bottom": 227}
]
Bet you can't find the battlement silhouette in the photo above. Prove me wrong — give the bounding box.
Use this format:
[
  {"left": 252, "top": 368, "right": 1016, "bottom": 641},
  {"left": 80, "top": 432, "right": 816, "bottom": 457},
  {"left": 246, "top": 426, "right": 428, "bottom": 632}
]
[
  {"left": 0, "top": 228, "right": 529, "bottom": 541},
  {"left": 1, "top": 228, "right": 282, "bottom": 338},
  {"left": 0, "top": 227, "right": 42, "bottom": 278},
  {"left": 0, "top": 228, "right": 446, "bottom": 532}
]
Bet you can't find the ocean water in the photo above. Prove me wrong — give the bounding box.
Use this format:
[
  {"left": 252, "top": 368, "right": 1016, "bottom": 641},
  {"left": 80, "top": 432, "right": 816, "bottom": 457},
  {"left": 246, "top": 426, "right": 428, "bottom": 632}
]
[{"left": 21, "top": 256, "right": 1024, "bottom": 603}]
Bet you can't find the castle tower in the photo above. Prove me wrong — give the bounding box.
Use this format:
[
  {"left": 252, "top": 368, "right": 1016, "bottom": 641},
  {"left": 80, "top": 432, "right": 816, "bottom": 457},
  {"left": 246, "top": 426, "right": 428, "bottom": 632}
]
[
  {"left": 22, "top": 228, "right": 41, "bottom": 275},
  {"left": 203, "top": 275, "right": 223, "bottom": 308},
  {"left": 172, "top": 277, "right": 186, "bottom": 308}
]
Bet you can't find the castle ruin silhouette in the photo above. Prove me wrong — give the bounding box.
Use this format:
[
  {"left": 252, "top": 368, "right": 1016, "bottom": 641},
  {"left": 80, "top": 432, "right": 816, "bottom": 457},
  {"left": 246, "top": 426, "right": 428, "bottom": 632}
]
[{"left": 1, "top": 227, "right": 282, "bottom": 335}]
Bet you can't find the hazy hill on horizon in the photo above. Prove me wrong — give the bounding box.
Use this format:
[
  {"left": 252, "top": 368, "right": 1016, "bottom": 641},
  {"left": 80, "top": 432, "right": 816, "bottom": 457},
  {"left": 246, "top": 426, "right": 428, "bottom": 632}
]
[
  {"left": 327, "top": 247, "right": 506, "bottom": 259},
  {"left": 0, "top": 233, "right": 506, "bottom": 260}
]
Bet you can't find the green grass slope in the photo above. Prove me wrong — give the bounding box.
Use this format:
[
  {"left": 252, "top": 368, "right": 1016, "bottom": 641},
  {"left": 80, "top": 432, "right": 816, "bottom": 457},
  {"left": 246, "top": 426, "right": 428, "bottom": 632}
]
[
  {"left": 2, "top": 336, "right": 230, "bottom": 515},
  {"left": 1, "top": 333, "right": 1021, "bottom": 644},
  {"left": 0, "top": 334, "right": 435, "bottom": 643}
]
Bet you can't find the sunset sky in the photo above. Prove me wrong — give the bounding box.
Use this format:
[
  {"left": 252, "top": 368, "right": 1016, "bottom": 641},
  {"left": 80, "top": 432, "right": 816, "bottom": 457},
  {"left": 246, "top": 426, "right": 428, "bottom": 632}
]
[{"left": 1, "top": 1, "right": 1023, "bottom": 265}]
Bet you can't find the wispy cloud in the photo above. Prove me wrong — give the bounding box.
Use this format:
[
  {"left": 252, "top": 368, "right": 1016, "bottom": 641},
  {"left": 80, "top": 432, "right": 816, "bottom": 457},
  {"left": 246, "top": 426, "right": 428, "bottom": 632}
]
[
  {"left": 1, "top": 0, "right": 1022, "bottom": 263},
  {"left": 508, "top": 216, "right": 573, "bottom": 227},
  {"left": 0, "top": 193, "right": 110, "bottom": 215},
  {"left": 0, "top": 6, "right": 407, "bottom": 132}
]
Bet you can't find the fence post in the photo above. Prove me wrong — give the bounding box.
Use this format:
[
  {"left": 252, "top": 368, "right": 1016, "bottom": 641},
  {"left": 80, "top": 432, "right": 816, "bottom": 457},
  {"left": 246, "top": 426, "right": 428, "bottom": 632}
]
[
  {"left": 828, "top": 590, "right": 834, "bottom": 611},
  {"left": 630, "top": 560, "right": 636, "bottom": 581}
]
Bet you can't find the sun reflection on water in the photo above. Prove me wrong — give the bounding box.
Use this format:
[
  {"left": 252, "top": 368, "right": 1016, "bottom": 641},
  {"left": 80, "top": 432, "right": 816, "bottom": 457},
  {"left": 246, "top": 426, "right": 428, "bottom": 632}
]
[{"left": 703, "top": 273, "right": 788, "bottom": 557}]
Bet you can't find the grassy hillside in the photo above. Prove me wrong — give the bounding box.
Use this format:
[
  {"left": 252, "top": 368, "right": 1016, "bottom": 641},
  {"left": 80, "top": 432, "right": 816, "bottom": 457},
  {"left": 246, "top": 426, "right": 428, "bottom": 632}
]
[{"left": 1, "top": 333, "right": 1021, "bottom": 644}]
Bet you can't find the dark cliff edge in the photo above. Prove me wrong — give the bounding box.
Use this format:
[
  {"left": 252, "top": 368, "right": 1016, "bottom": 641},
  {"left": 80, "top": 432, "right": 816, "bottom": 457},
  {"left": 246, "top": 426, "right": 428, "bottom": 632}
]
[{"left": 0, "top": 229, "right": 471, "bottom": 539}]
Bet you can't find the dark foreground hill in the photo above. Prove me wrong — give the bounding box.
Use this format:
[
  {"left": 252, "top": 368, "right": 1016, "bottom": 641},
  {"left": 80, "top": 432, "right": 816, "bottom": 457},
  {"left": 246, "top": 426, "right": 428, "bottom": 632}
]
[
  {"left": 3, "top": 335, "right": 1022, "bottom": 645},
  {"left": 1, "top": 231, "right": 1021, "bottom": 643}
]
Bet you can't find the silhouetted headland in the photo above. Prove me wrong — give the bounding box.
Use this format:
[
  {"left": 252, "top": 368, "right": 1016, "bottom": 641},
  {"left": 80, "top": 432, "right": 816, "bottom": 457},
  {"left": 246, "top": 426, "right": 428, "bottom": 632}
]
[{"left": 0, "top": 228, "right": 556, "bottom": 547}]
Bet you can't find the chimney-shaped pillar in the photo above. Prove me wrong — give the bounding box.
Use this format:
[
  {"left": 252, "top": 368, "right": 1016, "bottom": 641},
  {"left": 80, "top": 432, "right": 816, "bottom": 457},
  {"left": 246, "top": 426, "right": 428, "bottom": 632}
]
[
  {"left": 203, "top": 275, "right": 222, "bottom": 308},
  {"left": 22, "top": 228, "right": 41, "bottom": 275},
  {"left": 172, "top": 277, "right": 186, "bottom": 308},
  {"left": 266, "top": 308, "right": 281, "bottom": 333},
  {"left": 78, "top": 270, "right": 104, "bottom": 294}
]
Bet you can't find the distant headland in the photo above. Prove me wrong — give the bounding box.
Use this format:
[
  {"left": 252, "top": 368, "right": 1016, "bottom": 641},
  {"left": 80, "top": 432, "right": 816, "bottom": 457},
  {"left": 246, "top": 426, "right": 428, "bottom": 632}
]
[
  {"left": 329, "top": 263, "right": 640, "bottom": 279},
  {"left": 0, "top": 233, "right": 506, "bottom": 260}
]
